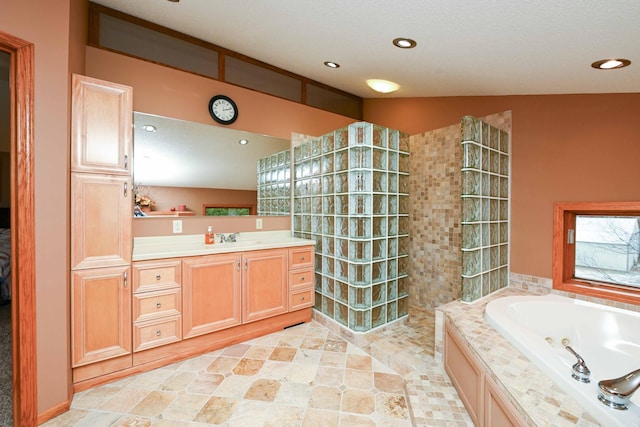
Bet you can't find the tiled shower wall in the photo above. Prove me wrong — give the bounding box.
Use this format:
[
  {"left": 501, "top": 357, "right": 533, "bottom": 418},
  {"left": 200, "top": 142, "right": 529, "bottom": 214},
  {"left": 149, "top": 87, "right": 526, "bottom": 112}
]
[
  {"left": 408, "top": 124, "right": 463, "bottom": 307},
  {"left": 409, "top": 112, "right": 511, "bottom": 307},
  {"left": 292, "top": 122, "right": 410, "bottom": 332}
]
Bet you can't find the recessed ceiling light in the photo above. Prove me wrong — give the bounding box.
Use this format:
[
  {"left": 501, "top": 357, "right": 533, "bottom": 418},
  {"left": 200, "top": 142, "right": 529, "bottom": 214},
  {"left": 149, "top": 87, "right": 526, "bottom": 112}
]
[
  {"left": 142, "top": 124, "right": 156, "bottom": 132},
  {"left": 238, "top": 139, "right": 249, "bottom": 145},
  {"left": 393, "top": 38, "right": 417, "bottom": 49},
  {"left": 591, "top": 58, "right": 631, "bottom": 70},
  {"left": 366, "top": 79, "right": 400, "bottom": 94},
  {"left": 324, "top": 61, "right": 340, "bottom": 69}
]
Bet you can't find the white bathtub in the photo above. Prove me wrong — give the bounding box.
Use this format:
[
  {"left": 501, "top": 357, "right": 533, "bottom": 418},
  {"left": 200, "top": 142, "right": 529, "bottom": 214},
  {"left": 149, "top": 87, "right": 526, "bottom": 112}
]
[{"left": 485, "top": 294, "right": 640, "bottom": 427}]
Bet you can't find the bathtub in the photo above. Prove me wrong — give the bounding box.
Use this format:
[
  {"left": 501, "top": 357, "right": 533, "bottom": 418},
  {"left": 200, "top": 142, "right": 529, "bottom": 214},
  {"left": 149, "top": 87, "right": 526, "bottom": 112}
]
[{"left": 484, "top": 294, "right": 640, "bottom": 427}]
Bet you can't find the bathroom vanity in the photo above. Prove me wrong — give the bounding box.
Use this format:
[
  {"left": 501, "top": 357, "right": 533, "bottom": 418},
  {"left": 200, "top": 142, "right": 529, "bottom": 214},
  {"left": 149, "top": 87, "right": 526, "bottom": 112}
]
[{"left": 73, "top": 231, "right": 315, "bottom": 389}]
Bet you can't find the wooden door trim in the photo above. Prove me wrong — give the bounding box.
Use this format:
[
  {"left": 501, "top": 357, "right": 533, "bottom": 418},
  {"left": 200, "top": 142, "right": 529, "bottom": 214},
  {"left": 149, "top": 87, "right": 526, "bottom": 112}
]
[{"left": 0, "top": 31, "right": 37, "bottom": 426}]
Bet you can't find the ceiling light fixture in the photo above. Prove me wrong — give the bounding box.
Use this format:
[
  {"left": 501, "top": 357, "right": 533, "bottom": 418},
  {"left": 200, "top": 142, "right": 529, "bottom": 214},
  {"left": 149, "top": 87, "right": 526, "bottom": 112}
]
[
  {"left": 238, "top": 139, "right": 249, "bottom": 145},
  {"left": 366, "top": 79, "right": 399, "bottom": 94},
  {"left": 324, "top": 61, "right": 340, "bottom": 69},
  {"left": 591, "top": 58, "right": 631, "bottom": 70},
  {"left": 393, "top": 38, "right": 417, "bottom": 49},
  {"left": 142, "top": 124, "right": 157, "bottom": 132}
]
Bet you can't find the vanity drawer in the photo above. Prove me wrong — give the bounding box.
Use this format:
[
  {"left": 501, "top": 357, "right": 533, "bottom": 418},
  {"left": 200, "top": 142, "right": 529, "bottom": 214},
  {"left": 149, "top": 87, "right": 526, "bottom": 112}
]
[
  {"left": 133, "top": 315, "right": 182, "bottom": 352},
  {"left": 289, "top": 288, "right": 314, "bottom": 311},
  {"left": 289, "top": 246, "right": 314, "bottom": 269},
  {"left": 133, "top": 259, "right": 181, "bottom": 293},
  {"left": 133, "top": 288, "right": 181, "bottom": 322},
  {"left": 289, "top": 268, "right": 314, "bottom": 291}
]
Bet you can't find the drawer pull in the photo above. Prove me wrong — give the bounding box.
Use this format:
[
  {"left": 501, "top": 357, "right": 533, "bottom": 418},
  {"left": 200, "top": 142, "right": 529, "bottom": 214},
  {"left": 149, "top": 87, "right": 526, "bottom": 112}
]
[
  {"left": 156, "top": 302, "right": 162, "bottom": 308},
  {"left": 155, "top": 274, "right": 161, "bottom": 280},
  {"left": 301, "top": 296, "right": 306, "bottom": 301},
  {"left": 300, "top": 276, "right": 305, "bottom": 281},
  {"left": 156, "top": 330, "right": 162, "bottom": 336},
  {"left": 301, "top": 256, "right": 305, "bottom": 261}
]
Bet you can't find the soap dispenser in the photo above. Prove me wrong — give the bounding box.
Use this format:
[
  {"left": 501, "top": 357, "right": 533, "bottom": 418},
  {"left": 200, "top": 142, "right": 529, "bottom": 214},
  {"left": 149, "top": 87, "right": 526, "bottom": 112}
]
[{"left": 205, "top": 226, "right": 215, "bottom": 244}]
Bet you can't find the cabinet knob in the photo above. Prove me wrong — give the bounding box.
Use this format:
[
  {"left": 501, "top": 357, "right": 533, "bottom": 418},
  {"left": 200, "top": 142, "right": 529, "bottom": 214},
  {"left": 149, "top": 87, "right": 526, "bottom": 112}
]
[
  {"left": 301, "top": 296, "right": 306, "bottom": 301},
  {"left": 156, "top": 302, "right": 162, "bottom": 308},
  {"left": 301, "top": 256, "right": 305, "bottom": 261},
  {"left": 156, "top": 274, "right": 161, "bottom": 280},
  {"left": 156, "top": 330, "right": 162, "bottom": 336},
  {"left": 300, "top": 276, "right": 305, "bottom": 281}
]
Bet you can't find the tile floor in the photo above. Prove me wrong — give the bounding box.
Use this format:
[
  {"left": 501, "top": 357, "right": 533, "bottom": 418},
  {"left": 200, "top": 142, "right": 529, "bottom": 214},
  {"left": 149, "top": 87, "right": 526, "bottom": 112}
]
[{"left": 43, "top": 305, "right": 472, "bottom": 426}]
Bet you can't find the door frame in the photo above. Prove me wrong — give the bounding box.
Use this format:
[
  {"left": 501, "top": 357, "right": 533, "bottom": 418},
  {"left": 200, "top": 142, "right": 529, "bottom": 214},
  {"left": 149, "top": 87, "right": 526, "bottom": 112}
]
[{"left": 0, "top": 30, "right": 37, "bottom": 426}]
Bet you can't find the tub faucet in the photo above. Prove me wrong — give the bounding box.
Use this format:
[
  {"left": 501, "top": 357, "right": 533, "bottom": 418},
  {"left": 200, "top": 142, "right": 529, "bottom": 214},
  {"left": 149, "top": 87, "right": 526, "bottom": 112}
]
[
  {"left": 564, "top": 345, "right": 590, "bottom": 383},
  {"left": 598, "top": 368, "right": 640, "bottom": 410}
]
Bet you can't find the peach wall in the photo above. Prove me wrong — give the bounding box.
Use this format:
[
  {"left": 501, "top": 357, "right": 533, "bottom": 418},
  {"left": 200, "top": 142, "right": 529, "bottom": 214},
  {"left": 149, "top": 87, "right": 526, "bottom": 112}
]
[
  {"left": 85, "top": 47, "right": 355, "bottom": 141},
  {"left": 2, "top": 0, "right": 87, "bottom": 416},
  {"left": 365, "top": 94, "right": 640, "bottom": 278}
]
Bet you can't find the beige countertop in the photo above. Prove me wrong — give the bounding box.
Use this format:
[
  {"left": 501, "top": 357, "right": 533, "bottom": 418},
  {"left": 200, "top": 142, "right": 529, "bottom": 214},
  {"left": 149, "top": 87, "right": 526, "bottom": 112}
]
[{"left": 133, "top": 230, "right": 315, "bottom": 261}]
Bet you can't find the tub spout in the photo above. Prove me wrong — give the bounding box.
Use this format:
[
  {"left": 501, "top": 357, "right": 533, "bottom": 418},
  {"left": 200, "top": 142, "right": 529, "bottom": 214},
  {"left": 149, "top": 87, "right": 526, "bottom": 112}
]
[
  {"left": 564, "top": 345, "right": 590, "bottom": 383},
  {"left": 598, "top": 368, "right": 640, "bottom": 410}
]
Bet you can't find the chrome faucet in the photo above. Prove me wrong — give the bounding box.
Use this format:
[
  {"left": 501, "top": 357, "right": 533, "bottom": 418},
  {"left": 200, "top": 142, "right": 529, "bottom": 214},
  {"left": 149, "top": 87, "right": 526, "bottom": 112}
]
[
  {"left": 227, "top": 232, "right": 239, "bottom": 243},
  {"left": 564, "top": 345, "right": 591, "bottom": 383},
  {"left": 598, "top": 368, "right": 640, "bottom": 410}
]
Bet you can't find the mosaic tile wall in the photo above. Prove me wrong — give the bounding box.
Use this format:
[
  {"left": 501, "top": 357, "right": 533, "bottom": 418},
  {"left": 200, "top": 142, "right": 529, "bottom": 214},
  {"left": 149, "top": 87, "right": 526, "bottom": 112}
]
[
  {"left": 460, "top": 115, "right": 510, "bottom": 301},
  {"left": 408, "top": 112, "right": 512, "bottom": 307},
  {"left": 292, "top": 122, "right": 411, "bottom": 332},
  {"left": 408, "top": 124, "right": 463, "bottom": 308},
  {"left": 257, "top": 149, "right": 291, "bottom": 216}
]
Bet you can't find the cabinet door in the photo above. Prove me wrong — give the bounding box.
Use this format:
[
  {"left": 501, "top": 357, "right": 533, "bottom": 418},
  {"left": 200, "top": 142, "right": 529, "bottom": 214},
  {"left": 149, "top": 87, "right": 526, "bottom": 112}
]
[
  {"left": 72, "top": 266, "right": 132, "bottom": 367},
  {"left": 484, "top": 375, "right": 526, "bottom": 427},
  {"left": 71, "top": 173, "right": 132, "bottom": 269},
  {"left": 444, "top": 320, "right": 483, "bottom": 426},
  {"left": 243, "top": 249, "right": 288, "bottom": 323},
  {"left": 183, "top": 253, "right": 242, "bottom": 339},
  {"left": 71, "top": 74, "right": 132, "bottom": 174}
]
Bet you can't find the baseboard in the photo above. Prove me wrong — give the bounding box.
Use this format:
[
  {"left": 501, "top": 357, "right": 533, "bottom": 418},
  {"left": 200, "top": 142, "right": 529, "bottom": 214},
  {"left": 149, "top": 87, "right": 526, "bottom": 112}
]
[{"left": 37, "top": 399, "right": 70, "bottom": 425}]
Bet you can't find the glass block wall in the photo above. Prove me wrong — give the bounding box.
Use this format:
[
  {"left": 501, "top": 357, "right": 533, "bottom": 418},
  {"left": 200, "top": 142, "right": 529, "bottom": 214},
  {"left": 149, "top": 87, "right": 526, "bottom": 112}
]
[
  {"left": 257, "top": 149, "right": 291, "bottom": 216},
  {"left": 292, "top": 122, "right": 410, "bottom": 332},
  {"left": 460, "top": 116, "right": 510, "bottom": 301}
]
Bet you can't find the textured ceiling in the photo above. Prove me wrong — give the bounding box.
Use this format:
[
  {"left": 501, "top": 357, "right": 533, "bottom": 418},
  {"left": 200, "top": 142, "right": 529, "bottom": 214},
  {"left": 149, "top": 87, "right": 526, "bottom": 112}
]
[{"left": 94, "top": 0, "right": 640, "bottom": 98}]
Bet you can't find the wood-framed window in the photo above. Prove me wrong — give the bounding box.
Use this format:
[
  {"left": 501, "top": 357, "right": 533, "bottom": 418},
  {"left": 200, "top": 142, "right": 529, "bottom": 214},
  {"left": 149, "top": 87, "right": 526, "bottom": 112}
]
[
  {"left": 553, "top": 201, "right": 640, "bottom": 306},
  {"left": 203, "top": 204, "right": 256, "bottom": 216}
]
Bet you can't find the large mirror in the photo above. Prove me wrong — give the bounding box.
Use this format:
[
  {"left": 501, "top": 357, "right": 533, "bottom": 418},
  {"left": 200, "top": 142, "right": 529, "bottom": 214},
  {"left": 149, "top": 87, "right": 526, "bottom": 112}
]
[{"left": 133, "top": 112, "right": 291, "bottom": 217}]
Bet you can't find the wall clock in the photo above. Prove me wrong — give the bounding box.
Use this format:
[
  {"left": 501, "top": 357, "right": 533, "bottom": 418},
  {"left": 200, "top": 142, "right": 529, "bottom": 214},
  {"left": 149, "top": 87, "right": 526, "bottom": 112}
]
[{"left": 208, "top": 95, "right": 238, "bottom": 125}]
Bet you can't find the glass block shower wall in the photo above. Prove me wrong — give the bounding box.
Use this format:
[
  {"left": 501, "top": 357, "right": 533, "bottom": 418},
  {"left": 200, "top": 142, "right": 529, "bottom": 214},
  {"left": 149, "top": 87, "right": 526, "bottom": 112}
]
[
  {"left": 461, "top": 115, "right": 510, "bottom": 301},
  {"left": 257, "top": 149, "right": 291, "bottom": 216},
  {"left": 292, "top": 122, "right": 410, "bottom": 332}
]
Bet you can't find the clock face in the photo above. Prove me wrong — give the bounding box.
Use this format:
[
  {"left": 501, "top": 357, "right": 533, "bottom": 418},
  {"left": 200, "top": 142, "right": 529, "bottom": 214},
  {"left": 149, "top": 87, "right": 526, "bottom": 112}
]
[{"left": 208, "top": 95, "right": 238, "bottom": 125}]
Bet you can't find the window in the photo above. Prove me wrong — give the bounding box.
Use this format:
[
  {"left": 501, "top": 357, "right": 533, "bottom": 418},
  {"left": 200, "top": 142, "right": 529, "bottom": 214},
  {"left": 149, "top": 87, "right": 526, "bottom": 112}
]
[
  {"left": 553, "top": 202, "right": 640, "bottom": 305},
  {"left": 203, "top": 204, "right": 255, "bottom": 216}
]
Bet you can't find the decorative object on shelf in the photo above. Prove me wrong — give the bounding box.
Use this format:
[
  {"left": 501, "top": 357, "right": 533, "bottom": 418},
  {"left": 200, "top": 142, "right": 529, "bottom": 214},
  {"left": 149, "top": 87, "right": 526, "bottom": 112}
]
[
  {"left": 208, "top": 94, "right": 238, "bottom": 125},
  {"left": 133, "top": 183, "right": 155, "bottom": 213}
]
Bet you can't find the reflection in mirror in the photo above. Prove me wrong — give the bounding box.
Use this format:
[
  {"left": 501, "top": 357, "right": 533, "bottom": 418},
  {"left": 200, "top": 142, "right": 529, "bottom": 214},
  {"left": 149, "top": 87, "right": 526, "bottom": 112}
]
[{"left": 133, "top": 112, "right": 291, "bottom": 217}]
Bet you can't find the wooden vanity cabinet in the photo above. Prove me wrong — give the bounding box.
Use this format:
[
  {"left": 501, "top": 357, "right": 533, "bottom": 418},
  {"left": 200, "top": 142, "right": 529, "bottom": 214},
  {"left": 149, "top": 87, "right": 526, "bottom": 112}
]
[
  {"left": 288, "top": 246, "right": 315, "bottom": 311},
  {"left": 242, "top": 249, "right": 288, "bottom": 323},
  {"left": 132, "top": 259, "right": 182, "bottom": 352},
  {"left": 182, "top": 253, "right": 243, "bottom": 339}
]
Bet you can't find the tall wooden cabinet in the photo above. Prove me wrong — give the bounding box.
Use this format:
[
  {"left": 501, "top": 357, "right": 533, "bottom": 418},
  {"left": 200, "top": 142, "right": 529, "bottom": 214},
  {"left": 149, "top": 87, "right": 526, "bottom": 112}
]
[{"left": 70, "top": 74, "right": 133, "bottom": 383}]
